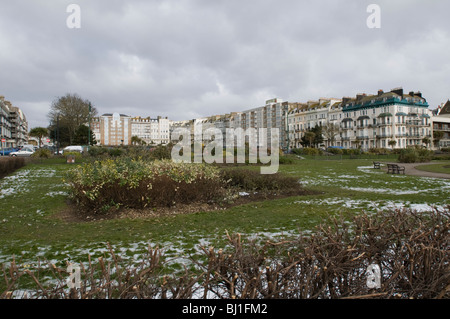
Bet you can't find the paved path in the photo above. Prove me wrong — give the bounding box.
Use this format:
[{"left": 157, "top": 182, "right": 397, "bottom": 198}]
[{"left": 381, "top": 162, "right": 450, "bottom": 179}]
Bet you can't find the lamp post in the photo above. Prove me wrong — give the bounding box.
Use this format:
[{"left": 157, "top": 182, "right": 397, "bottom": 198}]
[
  {"left": 88, "top": 102, "right": 91, "bottom": 150},
  {"left": 56, "top": 114, "right": 60, "bottom": 156},
  {"left": 284, "top": 103, "right": 290, "bottom": 153}
]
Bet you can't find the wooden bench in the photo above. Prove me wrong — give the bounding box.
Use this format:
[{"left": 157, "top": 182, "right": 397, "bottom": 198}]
[
  {"left": 373, "top": 161, "right": 381, "bottom": 169},
  {"left": 387, "top": 163, "right": 405, "bottom": 174}
]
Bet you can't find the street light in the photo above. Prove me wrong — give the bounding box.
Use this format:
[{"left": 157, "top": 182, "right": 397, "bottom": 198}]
[
  {"left": 56, "top": 114, "right": 60, "bottom": 156},
  {"left": 284, "top": 103, "right": 290, "bottom": 153},
  {"left": 88, "top": 102, "right": 91, "bottom": 150}
]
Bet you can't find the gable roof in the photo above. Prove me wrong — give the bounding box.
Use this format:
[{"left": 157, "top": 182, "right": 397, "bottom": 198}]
[{"left": 440, "top": 100, "right": 450, "bottom": 115}]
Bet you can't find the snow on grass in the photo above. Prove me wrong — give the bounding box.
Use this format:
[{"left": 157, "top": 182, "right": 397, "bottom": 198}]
[
  {"left": 293, "top": 196, "right": 446, "bottom": 214},
  {"left": 300, "top": 165, "right": 450, "bottom": 198},
  {"left": 0, "top": 168, "right": 59, "bottom": 199},
  {"left": 45, "top": 191, "right": 69, "bottom": 197},
  {"left": 1, "top": 160, "right": 448, "bottom": 288}
]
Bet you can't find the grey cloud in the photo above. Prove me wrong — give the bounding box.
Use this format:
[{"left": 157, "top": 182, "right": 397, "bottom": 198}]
[{"left": 0, "top": 0, "right": 449, "bottom": 127}]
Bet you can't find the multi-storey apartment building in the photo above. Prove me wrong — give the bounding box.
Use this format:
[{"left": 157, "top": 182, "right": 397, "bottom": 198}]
[
  {"left": 97, "top": 113, "right": 132, "bottom": 146},
  {"left": 131, "top": 116, "right": 170, "bottom": 145},
  {"left": 0, "top": 96, "right": 28, "bottom": 148},
  {"left": 93, "top": 113, "right": 171, "bottom": 146},
  {"left": 432, "top": 100, "right": 450, "bottom": 148},
  {"left": 237, "top": 98, "right": 289, "bottom": 149},
  {"left": 0, "top": 97, "right": 12, "bottom": 146},
  {"left": 288, "top": 88, "right": 433, "bottom": 150},
  {"left": 9, "top": 106, "right": 28, "bottom": 146},
  {"left": 288, "top": 98, "right": 341, "bottom": 149},
  {"left": 340, "top": 88, "right": 432, "bottom": 149}
]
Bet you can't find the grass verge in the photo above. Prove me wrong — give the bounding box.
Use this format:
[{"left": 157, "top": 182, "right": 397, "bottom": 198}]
[{"left": 0, "top": 156, "right": 449, "bottom": 294}]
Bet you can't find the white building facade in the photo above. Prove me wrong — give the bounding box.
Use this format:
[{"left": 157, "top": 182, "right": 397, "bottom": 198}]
[
  {"left": 93, "top": 113, "right": 170, "bottom": 146},
  {"left": 131, "top": 116, "right": 170, "bottom": 145},
  {"left": 288, "top": 88, "right": 434, "bottom": 151},
  {"left": 0, "top": 96, "right": 28, "bottom": 147}
]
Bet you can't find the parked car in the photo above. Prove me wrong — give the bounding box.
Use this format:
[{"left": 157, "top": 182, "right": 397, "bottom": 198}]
[
  {"left": 62, "top": 146, "right": 84, "bottom": 154},
  {"left": 21, "top": 144, "right": 38, "bottom": 151},
  {"left": 9, "top": 147, "right": 35, "bottom": 157},
  {"left": 0, "top": 147, "right": 20, "bottom": 156}
]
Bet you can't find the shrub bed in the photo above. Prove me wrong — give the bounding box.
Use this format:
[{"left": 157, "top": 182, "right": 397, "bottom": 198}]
[
  {"left": 65, "top": 158, "right": 304, "bottom": 214},
  {"left": 31, "top": 148, "right": 53, "bottom": 159},
  {"left": 292, "top": 147, "right": 323, "bottom": 156},
  {"left": 66, "top": 158, "right": 227, "bottom": 213},
  {"left": 221, "top": 168, "right": 300, "bottom": 191},
  {"left": 398, "top": 147, "right": 433, "bottom": 163}
]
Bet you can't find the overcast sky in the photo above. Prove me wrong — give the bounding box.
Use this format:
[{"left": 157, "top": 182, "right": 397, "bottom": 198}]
[{"left": 1, "top": 0, "right": 449, "bottom": 129}]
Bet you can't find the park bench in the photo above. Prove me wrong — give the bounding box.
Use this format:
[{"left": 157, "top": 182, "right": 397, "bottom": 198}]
[
  {"left": 373, "top": 161, "right": 381, "bottom": 169},
  {"left": 387, "top": 163, "right": 405, "bottom": 175}
]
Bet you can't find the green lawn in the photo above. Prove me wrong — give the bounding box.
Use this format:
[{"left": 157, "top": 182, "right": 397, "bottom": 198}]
[
  {"left": 414, "top": 161, "right": 450, "bottom": 174},
  {"left": 1, "top": 156, "right": 449, "bottom": 287}
]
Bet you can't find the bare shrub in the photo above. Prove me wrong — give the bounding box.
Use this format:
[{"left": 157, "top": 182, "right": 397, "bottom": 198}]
[{"left": 2, "top": 207, "right": 448, "bottom": 299}]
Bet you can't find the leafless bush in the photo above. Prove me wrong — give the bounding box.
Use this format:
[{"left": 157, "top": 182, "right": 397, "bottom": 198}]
[
  {"left": 198, "top": 207, "right": 449, "bottom": 299},
  {"left": 1, "top": 207, "right": 448, "bottom": 299}
]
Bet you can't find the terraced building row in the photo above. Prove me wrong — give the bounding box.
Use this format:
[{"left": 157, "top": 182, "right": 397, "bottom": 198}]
[{"left": 170, "top": 87, "right": 444, "bottom": 151}]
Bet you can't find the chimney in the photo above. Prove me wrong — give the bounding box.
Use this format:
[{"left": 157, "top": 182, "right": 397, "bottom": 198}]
[{"left": 391, "top": 87, "right": 403, "bottom": 97}]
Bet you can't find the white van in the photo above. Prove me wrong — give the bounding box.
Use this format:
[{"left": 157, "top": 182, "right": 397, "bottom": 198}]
[{"left": 63, "top": 146, "right": 84, "bottom": 154}]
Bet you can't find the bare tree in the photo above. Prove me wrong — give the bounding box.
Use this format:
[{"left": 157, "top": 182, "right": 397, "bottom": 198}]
[
  {"left": 322, "top": 122, "right": 340, "bottom": 147},
  {"left": 47, "top": 93, "right": 97, "bottom": 145}
]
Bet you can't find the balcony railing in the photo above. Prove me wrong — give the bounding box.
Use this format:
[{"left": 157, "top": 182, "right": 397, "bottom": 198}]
[{"left": 405, "top": 134, "right": 421, "bottom": 138}]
